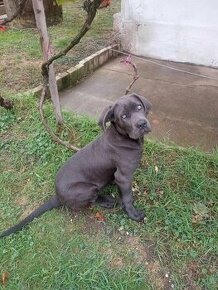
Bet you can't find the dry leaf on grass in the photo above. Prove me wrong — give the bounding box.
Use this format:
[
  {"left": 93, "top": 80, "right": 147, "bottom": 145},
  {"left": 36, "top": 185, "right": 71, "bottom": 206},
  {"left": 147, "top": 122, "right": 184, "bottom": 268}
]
[
  {"left": 132, "top": 182, "right": 140, "bottom": 193},
  {"left": 95, "top": 211, "right": 107, "bottom": 222},
  {"left": 99, "top": 0, "right": 112, "bottom": 8},
  {"left": 193, "top": 202, "right": 209, "bottom": 218},
  {"left": 1, "top": 272, "right": 9, "bottom": 287},
  {"left": 192, "top": 214, "right": 203, "bottom": 223}
]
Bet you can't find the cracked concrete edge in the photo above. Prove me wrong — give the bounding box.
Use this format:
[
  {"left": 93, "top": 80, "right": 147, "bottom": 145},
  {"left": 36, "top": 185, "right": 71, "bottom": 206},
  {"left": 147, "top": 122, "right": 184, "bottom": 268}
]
[{"left": 26, "top": 44, "right": 121, "bottom": 98}]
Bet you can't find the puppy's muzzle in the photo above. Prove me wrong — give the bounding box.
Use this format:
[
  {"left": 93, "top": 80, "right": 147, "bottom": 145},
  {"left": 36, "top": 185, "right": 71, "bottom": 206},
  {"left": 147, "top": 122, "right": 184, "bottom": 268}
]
[{"left": 136, "top": 119, "right": 152, "bottom": 133}]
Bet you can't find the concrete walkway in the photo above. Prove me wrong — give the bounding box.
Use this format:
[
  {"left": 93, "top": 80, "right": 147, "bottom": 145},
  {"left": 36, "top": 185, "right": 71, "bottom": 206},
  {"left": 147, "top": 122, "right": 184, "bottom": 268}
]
[{"left": 60, "top": 56, "right": 218, "bottom": 151}]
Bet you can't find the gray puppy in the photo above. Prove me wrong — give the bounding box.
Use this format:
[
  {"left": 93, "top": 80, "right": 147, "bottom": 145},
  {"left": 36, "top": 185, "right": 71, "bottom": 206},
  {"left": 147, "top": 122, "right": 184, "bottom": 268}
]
[{"left": 0, "top": 93, "right": 151, "bottom": 238}]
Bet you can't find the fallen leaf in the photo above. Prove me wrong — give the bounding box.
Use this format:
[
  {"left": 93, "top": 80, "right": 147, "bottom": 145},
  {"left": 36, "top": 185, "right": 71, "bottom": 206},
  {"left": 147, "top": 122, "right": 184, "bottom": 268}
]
[
  {"left": 95, "top": 212, "right": 106, "bottom": 222},
  {"left": 99, "top": 0, "right": 111, "bottom": 8},
  {"left": 193, "top": 202, "right": 209, "bottom": 218},
  {"left": 132, "top": 184, "right": 139, "bottom": 193},
  {"left": 143, "top": 190, "right": 148, "bottom": 196},
  {"left": 1, "top": 272, "right": 9, "bottom": 287},
  {"left": 192, "top": 214, "right": 203, "bottom": 223},
  {"left": 0, "top": 26, "right": 7, "bottom": 31},
  {"left": 157, "top": 190, "right": 164, "bottom": 197}
]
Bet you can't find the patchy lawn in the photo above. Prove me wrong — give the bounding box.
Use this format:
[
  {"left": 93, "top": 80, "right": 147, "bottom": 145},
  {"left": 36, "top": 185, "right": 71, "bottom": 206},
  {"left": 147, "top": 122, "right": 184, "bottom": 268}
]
[
  {"left": 0, "top": 1, "right": 218, "bottom": 288},
  {"left": 0, "top": 95, "right": 217, "bottom": 289},
  {"left": 0, "top": 0, "right": 121, "bottom": 97}
]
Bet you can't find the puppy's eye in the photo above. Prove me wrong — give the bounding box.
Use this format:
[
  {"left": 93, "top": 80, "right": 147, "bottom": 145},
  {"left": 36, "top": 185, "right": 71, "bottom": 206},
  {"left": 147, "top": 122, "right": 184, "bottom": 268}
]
[
  {"left": 121, "top": 114, "right": 127, "bottom": 119},
  {"left": 137, "top": 105, "right": 142, "bottom": 110}
]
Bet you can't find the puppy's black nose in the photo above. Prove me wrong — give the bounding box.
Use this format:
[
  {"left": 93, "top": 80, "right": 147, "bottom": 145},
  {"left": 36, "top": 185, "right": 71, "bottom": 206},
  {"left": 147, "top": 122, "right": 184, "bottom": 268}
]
[{"left": 137, "top": 119, "right": 147, "bottom": 129}]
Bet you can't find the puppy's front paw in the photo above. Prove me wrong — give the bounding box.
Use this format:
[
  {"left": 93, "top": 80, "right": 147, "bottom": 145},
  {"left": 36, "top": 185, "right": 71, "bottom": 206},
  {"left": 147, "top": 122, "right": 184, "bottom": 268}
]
[
  {"left": 132, "top": 209, "right": 145, "bottom": 221},
  {"left": 126, "top": 207, "right": 145, "bottom": 222}
]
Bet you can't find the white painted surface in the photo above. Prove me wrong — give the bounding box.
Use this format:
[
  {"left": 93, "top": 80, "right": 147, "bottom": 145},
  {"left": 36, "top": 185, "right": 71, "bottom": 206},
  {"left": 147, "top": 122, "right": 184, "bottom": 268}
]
[{"left": 114, "top": 0, "right": 218, "bottom": 67}]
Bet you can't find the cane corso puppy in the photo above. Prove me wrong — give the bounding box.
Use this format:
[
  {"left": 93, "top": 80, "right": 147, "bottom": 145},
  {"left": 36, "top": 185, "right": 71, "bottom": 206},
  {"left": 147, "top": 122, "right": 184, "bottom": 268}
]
[{"left": 0, "top": 93, "right": 151, "bottom": 238}]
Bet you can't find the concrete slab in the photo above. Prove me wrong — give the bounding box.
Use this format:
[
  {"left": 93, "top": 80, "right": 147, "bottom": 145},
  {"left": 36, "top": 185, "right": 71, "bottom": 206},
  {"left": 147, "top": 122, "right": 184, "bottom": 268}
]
[{"left": 60, "top": 56, "right": 218, "bottom": 151}]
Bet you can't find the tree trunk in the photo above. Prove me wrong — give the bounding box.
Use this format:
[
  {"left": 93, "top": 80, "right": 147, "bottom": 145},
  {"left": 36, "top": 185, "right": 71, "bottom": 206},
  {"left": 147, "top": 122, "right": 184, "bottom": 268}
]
[
  {"left": 0, "top": 0, "right": 6, "bottom": 15},
  {"left": 32, "top": 0, "right": 63, "bottom": 125},
  {"left": 3, "top": 0, "right": 62, "bottom": 28}
]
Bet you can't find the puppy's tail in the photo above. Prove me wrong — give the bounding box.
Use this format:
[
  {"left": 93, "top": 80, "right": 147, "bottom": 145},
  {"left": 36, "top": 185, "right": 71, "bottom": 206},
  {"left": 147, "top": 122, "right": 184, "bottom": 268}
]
[{"left": 0, "top": 195, "right": 61, "bottom": 239}]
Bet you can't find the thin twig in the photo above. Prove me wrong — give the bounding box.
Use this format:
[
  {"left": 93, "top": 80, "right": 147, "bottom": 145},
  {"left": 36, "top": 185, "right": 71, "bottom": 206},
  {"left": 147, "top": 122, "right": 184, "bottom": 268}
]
[
  {"left": 1, "top": 0, "right": 28, "bottom": 25},
  {"left": 112, "top": 48, "right": 218, "bottom": 82},
  {"left": 121, "top": 55, "right": 139, "bottom": 95},
  {"left": 38, "top": 82, "right": 79, "bottom": 151}
]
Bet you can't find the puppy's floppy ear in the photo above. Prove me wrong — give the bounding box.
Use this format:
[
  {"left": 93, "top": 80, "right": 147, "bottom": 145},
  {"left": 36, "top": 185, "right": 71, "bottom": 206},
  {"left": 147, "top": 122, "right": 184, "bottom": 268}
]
[
  {"left": 132, "top": 93, "right": 152, "bottom": 113},
  {"left": 98, "top": 104, "right": 114, "bottom": 131}
]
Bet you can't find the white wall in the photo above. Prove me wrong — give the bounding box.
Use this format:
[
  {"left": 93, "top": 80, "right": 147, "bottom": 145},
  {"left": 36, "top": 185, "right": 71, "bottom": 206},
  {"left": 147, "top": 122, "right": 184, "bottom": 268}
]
[{"left": 114, "top": 0, "right": 218, "bottom": 67}]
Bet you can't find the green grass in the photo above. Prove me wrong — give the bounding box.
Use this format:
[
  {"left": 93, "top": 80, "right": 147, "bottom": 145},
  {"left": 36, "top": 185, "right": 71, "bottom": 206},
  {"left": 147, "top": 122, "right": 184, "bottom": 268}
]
[
  {"left": 0, "top": 0, "right": 121, "bottom": 96},
  {"left": 0, "top": 95, "right": 217, "bottom": 289}
]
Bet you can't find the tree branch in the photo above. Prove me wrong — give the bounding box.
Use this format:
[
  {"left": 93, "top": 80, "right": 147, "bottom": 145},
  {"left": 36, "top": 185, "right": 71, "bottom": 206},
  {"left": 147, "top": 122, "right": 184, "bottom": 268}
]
[
  {"left": 41, "top": 0, "right": 102, "bottom": 77},
  {"left": 39, "top": 0, "right": 102, "bottom": 151},
  {"left": 1, "top": 0, "right": 28, "bottom": 25},
  {"left": 38, "top": 85, "right": 79, "bottom": 151},
  {"left": 121, "top": 55, "right": 139, "bottom": 95}
]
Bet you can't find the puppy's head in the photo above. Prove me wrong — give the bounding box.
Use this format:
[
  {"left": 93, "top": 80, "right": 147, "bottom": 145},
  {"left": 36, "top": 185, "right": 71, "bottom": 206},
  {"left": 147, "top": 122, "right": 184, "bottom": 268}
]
[{"left": 98, "top": 93, "right": 152, "bottom": 140}]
